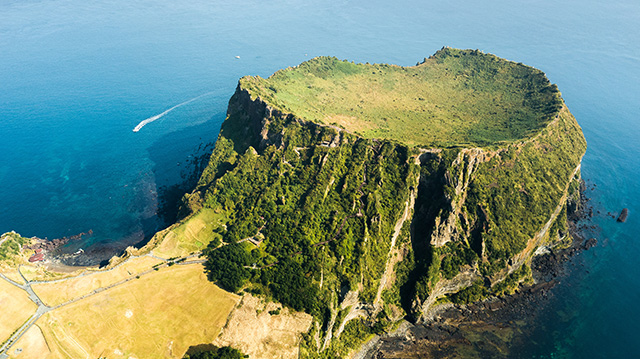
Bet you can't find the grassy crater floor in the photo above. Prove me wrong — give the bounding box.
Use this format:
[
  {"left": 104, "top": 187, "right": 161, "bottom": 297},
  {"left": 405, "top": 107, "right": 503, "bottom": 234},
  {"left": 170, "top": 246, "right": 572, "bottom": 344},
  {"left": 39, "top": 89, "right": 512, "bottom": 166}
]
[{"left": 241, "top": 48, "right": 562, "bottom": 147}]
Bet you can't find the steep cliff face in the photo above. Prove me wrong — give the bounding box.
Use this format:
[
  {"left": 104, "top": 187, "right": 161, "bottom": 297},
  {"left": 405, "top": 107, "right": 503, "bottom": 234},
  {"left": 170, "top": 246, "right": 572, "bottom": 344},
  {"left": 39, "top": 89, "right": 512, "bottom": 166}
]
[
  {"left": 195, "top": 84, "right": 419, "bottom": 322},
  {"left": 407, "top": 104, "right": 585, "bottom": 319},
  {"left": 190, "top": 49, "right": 586, "bottom": 357}
]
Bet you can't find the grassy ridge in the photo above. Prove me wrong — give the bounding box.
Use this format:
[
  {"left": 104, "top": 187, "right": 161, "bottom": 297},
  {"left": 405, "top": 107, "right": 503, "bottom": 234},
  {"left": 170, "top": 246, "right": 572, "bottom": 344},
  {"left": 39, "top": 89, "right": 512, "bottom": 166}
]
[
  {"left": 240, "top": 48, "right": 561, "bottom": 147},
  {"left": 0, "top": 232, "right": 30, "bottom": 262}
]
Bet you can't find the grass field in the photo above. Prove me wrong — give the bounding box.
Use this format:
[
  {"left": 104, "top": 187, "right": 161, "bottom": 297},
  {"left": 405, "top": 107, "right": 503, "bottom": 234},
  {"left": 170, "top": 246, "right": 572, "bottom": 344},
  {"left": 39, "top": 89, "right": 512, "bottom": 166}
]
[
  {"left": 0, "top": 267, "right": 25, "bottom": 285},
  {"left": 32, "top": 255, "right": 164, "bottom": 307},
  {"left": 153, "top": 208, "right": 227, "bottom": 259},
  {"left": 19, "top": 264, "right": 80, "bottom": 283},
  {"left": 35, "top": 263, "right": 239, "bottom": 358},
  {"left": 7, "top": 325, "right": 51, "bottom": 359},
  {"left": 241, "top": 48, "right": 562, "bottom": 148},
  {"left": 0, "top": 278, "right": 37, "bottom": 345}
]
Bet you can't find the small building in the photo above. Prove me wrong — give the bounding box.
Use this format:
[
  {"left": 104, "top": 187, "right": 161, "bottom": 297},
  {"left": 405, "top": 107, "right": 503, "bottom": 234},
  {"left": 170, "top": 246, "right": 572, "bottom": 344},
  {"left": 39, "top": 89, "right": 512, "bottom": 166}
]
[{"left": 29, "top": 253, "right": 44, "bottom": 262}]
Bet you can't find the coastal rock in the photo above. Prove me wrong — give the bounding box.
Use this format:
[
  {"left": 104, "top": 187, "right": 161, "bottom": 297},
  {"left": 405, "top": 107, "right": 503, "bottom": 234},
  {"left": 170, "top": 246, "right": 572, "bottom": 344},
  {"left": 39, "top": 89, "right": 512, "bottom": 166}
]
[
  {"left": 583, "top": 238, "right": 597, "bottom": 250},
  {"left": 617, "top": 208, "right": 629, "bottom": 222},
  {"left": 22, "top": 230, "right": 93, "bottom": 260}
]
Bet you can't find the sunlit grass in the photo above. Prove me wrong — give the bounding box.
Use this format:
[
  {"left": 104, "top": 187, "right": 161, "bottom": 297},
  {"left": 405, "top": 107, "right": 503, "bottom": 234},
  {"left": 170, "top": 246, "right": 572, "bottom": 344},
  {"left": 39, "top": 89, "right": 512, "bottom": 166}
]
[
  {"left": 37, "top": 264, "right": 239, "bottom": 359},
  {"left": 241, "top": 48, "right": 562, "bottom": 148},
  {"left": 153, "top": 208, "right": 228, "bottom": 259},
  {"left": 32, "top": 256, "right": 164, "bottom": 307},
  {"left": 0, "top": 278, "right": 38, "bottom": 344}
]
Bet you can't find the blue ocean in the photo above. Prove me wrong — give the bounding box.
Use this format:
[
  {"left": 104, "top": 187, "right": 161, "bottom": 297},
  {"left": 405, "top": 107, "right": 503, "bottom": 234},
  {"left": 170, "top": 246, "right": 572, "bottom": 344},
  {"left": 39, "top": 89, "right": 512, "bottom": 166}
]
[{"left": 1, "top": 0, "right": 638, "bottom": 356}]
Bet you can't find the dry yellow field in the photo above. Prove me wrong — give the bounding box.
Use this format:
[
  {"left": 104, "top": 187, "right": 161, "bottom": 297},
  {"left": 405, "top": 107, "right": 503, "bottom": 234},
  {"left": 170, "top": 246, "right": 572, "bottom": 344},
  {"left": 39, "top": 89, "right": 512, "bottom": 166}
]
[
  {"left": 0, "top": 279, "right": 37, "bottom": 344},
  {"left": 153, "top": 208, "right": 226, "bottom": 259},
  {"left": 0, "top": 267, "right": 25, "bottom": 285},
  {"left": 19, "top": 264, "right": 79, "bottom": 283},
  {"left": 6, "top": 324, "right": 51, "bottom": 359},
  {"left": 35, "top": 263, "right": 239, "bottom": 358},
  {"left": 32, "top": 255, "right": 163, "bottom": 307}
]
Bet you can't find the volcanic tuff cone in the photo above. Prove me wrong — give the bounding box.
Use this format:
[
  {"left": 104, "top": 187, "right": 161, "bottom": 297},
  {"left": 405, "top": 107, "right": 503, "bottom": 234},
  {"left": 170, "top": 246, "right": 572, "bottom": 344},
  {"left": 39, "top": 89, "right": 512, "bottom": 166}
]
[{"left": 188, "top": 48, "right": 586, "bottom": 356}]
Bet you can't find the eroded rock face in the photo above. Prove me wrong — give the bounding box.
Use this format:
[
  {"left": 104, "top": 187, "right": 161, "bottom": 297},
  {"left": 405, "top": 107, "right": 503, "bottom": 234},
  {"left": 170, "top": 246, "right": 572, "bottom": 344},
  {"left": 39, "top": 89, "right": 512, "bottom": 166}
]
[
  {"left": 429, "top": 149, "right": 488, "bottom": 248},
  {"left": 414, "top": 106, "right": 585, "bottom": 319},
  {"left": 213, "top": 294, "right": 313, "bottom": 359}
]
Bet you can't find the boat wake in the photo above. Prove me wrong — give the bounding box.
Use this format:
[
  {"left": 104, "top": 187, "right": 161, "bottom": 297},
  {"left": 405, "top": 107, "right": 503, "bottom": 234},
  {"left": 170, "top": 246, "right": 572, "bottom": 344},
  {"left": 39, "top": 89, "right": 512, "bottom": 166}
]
[{"left": 133, "top": 92, "right": 213, "bottom": 132}]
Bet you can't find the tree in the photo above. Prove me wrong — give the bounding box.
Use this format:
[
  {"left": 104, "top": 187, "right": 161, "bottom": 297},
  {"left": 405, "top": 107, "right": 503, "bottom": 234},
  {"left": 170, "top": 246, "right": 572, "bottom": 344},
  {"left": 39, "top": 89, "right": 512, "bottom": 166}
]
[
  {"left": 184, "top": 346, "right": 245, "bottom": 359},
  {"left": 204, "top": 244, "right": 250, "bottom": 292}
]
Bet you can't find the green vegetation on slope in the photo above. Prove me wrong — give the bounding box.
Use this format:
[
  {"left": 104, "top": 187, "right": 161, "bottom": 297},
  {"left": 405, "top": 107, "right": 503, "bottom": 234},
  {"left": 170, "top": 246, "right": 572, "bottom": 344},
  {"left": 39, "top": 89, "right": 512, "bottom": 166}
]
[
  {"left": 198, "top": 106, "right": 416, "bottom": 318},
  {"left": 240, "top": 48, "right": 562, "bottom": 147},
  {"left": 387, "top": 105, "right": 586, "bottom": 310},
  {"left": 204, "top": 242, "right": 252, "bottom": 292},
  {"left": 465, "top": 106, "right": 586, "bottom": 275},
  {"left": 0, "top": 232, "right": 29, "bottom": 262},
  {"left": 184, "top": 346, "right": 246, "bottom": 359}
]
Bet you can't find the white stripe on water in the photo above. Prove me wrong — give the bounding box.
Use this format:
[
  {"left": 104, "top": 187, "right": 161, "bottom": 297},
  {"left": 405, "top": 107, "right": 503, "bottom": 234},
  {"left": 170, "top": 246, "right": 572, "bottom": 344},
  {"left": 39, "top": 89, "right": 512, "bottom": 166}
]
[{"left": 133, "top": 92, "right": 213, "bottom": 132}]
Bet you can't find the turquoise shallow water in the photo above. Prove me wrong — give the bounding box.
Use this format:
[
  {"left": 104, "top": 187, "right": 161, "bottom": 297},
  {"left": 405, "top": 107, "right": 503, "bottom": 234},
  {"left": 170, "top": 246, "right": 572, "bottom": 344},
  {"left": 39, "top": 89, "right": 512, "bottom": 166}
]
[{"left": 1, "top": 0, "right": 638, "bottom": 356}]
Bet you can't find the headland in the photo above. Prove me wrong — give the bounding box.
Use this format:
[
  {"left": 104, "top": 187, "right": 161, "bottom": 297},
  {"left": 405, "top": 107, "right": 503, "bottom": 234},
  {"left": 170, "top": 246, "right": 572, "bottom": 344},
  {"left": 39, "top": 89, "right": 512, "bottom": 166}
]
[{"left": 1, "top": 48, "right": 588, "bottom": 358}]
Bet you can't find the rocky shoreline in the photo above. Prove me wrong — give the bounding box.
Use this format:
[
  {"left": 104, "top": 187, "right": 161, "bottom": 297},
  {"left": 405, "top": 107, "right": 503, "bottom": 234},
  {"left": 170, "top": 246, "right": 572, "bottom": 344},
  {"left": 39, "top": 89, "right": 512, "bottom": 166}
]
[
  {"left": 22, "top": 229, "right": 132, "bottom": 267},
  {"left": 23, "top": 229, "right": 93, "bottom": 253},
  {"left": 359, "top": 242, "right": 597, "bottom": 358},
  {"left": 358, "top": 182, "right": 599, "bottom": 358}
]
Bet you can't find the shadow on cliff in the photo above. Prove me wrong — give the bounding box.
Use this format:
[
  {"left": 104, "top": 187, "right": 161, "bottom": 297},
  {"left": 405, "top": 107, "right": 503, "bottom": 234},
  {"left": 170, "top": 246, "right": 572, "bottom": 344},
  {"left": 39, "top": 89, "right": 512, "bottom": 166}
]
[
  {"left": 143, "top": 112, "right": 226, "bottom": 237},
  {"left": 400, "top": 153, "right": 450, "bottom": 319},
  {"left": 55, "top": 113, "right": 227, "bottom": 267},
  {"left": 96, "top": 113, "right": 225, "bottom": 267}
]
